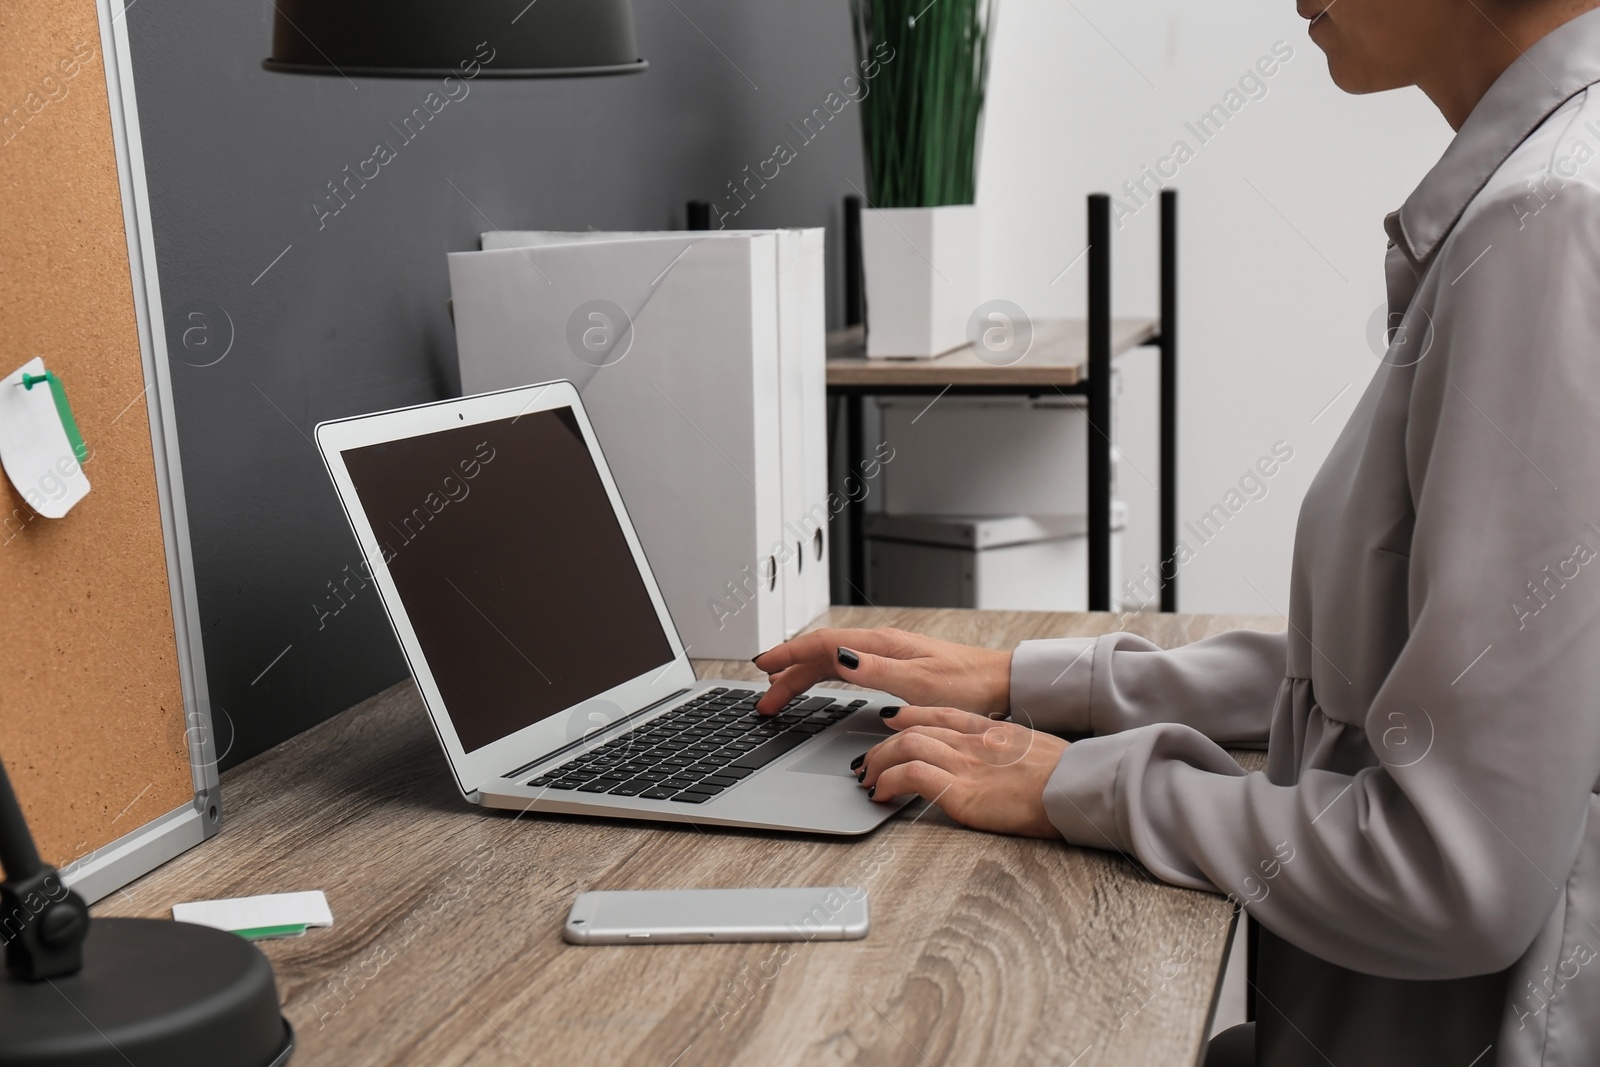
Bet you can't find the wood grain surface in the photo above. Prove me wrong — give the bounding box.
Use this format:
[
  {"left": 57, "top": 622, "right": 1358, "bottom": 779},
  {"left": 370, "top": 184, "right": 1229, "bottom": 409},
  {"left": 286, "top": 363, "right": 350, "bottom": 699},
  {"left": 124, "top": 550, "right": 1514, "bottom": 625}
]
[
  {"left": 825, "top": 319, "right": 1159, "bottom": 388},
  {"left": 96, "top": 608, "right": 1285, "bottom": 1067},
  {"left": 0, "top": 0, "right": 192, "bottom": 864}
]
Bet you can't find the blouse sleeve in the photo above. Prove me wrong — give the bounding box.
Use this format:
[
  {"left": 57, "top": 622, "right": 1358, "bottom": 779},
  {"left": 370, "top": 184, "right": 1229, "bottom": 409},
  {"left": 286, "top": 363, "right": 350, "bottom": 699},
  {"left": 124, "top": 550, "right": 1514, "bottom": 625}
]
[
  {"left": 1009, "top": 629, "right": 1286, "bottom": 747},
  {"left": 1039, "top": 183, "right": 1600, "bottom": 980}
]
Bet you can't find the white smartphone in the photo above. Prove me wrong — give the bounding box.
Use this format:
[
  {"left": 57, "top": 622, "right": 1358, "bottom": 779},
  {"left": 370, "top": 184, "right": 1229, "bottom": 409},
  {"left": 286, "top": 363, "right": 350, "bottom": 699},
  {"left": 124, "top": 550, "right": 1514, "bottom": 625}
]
[{"left": 562, "top": 886, "right": 870, "bottom": 945}]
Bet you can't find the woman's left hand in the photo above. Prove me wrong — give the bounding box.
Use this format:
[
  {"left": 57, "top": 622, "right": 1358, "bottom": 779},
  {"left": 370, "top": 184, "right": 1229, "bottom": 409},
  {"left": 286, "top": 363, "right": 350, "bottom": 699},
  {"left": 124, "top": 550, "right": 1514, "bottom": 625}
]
[{"left": 856, "top": 706, "right": 1069, "bottom": 839}]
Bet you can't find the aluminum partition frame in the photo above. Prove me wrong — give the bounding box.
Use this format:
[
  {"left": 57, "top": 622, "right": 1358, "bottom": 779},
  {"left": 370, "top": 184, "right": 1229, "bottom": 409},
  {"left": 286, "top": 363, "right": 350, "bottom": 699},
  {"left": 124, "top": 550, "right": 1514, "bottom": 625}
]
[{"left": 60, "top": 0, "right": 225, "bottom": 905}]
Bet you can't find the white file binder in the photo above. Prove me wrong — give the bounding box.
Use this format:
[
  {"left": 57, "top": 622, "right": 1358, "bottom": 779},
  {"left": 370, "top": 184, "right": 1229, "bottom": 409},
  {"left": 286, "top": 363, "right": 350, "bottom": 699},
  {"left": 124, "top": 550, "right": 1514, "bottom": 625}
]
[
  {"left": 791, "top": 229, "right": 831, "bottom": 629},
  {"left": 449, "top": 234, "right": 785, "bottom": 660},
  {"left": 467, "top": 228, "right": 831, "bottom": 650}
]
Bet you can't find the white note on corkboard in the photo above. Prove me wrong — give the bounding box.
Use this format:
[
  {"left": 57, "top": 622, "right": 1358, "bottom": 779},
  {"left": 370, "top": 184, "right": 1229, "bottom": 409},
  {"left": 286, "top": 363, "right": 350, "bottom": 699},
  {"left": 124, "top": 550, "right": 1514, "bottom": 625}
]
[{"left": 0, "top": 359, "right": 92, "bottom": 518}]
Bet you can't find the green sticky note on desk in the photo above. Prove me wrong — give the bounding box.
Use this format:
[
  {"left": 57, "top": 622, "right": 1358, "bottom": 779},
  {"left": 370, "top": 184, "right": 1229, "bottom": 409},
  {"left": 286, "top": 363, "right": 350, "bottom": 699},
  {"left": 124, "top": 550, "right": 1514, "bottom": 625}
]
[
  {"left": 234, "top": 923, "right": 309, "bottom": 942},
  {"left": 172, "top": 891, "right": 332, "bottom": 941}
]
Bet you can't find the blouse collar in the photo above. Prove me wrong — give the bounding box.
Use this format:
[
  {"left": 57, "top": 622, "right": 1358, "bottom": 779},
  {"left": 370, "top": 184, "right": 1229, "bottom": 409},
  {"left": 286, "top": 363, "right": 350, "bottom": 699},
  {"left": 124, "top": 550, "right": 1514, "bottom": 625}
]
[{"left": 1390, "top": 7, "right": 1600, "bottom": 265}]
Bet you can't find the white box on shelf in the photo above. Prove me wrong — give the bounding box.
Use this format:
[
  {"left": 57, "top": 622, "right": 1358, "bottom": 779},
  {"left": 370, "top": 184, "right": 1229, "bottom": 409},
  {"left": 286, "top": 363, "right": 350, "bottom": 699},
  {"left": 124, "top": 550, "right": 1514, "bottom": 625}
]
[
  {"left": 449, "top": 233, "right": 786, "bottom": 660},
  {"left": 879, "top": 395, "right": 1124, "bottom": 517},
  {"left": 861, "top": 205, "right": 980, "bottom": 359},
  {"left": 865, "top": 509, "right": 1126, "bottom": 613}
]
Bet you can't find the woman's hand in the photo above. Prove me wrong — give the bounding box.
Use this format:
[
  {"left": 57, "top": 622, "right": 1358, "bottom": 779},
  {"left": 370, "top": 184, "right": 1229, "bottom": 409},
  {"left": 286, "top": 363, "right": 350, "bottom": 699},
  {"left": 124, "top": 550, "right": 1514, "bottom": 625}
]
[
  {"left": 751, "top": 627, "right": 1011, "bottom": 717},
  {"left": 854, "top": 706, "right": 1067, "bottom": 839}
]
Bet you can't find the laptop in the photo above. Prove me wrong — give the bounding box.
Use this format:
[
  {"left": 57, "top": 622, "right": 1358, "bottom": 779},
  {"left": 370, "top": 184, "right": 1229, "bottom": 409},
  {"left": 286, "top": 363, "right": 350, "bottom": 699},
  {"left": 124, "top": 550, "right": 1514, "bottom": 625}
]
[{"left": 315, "top": 380, "right": 910, "bottom": 835}]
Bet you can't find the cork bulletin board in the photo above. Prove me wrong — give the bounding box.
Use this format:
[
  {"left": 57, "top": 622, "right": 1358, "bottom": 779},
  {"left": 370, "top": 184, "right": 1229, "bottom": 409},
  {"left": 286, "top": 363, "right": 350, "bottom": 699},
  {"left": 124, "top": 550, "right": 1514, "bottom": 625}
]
[{"left": 0, "top": 1, "right": 200, "bottom": 873}]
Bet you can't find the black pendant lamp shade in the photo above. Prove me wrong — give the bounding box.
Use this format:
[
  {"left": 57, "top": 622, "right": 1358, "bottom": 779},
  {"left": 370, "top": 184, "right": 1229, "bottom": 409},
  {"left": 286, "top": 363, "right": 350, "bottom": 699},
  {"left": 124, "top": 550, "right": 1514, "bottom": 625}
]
[{"left": 264, "top": 0, "right": 647, "bottom": 78}]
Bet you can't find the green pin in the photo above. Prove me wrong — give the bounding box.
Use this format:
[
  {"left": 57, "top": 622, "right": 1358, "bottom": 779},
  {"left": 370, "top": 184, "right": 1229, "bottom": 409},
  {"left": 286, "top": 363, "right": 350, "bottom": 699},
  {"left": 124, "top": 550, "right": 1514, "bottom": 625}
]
[{"left": 21, "top": 370, "right": 88, "bottom": 465}]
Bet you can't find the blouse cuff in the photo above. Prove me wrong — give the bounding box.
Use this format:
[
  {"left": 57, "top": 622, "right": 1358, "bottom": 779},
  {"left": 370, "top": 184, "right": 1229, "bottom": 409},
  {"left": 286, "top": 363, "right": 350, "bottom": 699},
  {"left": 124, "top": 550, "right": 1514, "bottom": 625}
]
[
  {"left": 1041, "top": 731, "right": 1141, "bottom": 852},
  {"left": 1009, "top": 637, "right": 1097, "bottom": 735}
]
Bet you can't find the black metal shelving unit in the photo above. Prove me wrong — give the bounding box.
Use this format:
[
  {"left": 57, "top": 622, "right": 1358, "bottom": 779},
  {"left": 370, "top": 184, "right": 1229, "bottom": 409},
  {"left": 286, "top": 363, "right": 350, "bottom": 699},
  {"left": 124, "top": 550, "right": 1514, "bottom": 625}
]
[{"left": 831, "top": 190, "right": 1180, "bottom": 613}]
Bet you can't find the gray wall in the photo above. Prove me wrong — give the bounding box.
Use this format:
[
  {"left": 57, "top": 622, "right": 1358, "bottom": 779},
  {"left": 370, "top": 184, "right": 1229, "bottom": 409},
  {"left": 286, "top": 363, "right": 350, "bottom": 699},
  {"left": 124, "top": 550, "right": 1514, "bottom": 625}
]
[{"left": 126, "top": 1, "right": 866, "bottom": 767}]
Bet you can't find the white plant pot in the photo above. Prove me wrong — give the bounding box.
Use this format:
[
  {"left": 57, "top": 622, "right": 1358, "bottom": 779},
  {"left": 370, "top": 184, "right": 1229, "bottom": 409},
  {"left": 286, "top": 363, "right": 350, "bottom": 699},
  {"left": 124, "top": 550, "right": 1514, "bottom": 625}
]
[{"left": 861, "top": 204, "right": 980, "bottom": 359}]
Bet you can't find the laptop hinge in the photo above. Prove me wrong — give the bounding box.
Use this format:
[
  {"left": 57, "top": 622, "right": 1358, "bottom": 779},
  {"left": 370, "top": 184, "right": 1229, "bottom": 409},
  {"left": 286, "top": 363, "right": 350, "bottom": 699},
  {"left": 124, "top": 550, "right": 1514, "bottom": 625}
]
[{"left": 501, "top": 687, "right": 693, "bottom": 782}]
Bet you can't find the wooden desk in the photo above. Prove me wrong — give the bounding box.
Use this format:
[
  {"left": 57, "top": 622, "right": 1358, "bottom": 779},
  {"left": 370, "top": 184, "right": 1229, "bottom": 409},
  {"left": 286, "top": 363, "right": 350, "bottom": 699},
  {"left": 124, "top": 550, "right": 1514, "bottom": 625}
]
[{"left": 97, "top": 607, "right": 1283, "bottom": 1067}]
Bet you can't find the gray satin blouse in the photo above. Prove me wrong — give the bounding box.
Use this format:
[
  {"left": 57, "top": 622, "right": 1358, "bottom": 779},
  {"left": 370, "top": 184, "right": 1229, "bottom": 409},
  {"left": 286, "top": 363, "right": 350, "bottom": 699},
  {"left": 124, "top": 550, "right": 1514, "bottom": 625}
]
[{"left": 1013, "top": 12, "right": 1600, "bottom": 1065}]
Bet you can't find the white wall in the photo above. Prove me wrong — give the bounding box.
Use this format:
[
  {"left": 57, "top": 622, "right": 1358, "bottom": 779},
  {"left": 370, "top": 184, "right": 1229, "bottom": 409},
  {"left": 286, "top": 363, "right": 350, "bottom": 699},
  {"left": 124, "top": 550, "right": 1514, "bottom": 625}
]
[{"left": 976, "top": 0, "right": 1452, "bottom": 615}]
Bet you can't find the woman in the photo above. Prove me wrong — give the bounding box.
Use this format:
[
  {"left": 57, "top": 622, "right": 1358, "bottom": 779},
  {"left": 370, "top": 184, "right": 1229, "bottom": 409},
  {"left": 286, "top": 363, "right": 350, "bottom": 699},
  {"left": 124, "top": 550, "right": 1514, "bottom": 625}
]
[{"left": 755, "top": 2, "right": 1600, "bottom": 1063}]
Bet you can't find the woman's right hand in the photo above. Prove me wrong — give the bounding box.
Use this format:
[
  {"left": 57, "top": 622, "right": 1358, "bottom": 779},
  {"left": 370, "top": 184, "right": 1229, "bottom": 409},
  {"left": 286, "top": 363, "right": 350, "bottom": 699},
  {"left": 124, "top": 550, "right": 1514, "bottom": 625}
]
[{"left": 751, "top": 627, "right": 1012, "bottom": 718}]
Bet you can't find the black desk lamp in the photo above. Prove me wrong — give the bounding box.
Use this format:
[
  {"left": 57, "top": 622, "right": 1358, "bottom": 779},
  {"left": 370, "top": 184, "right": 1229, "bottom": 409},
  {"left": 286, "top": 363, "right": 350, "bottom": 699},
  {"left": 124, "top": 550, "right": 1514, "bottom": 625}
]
[
  {"left": 0, "top": 755, "right": 291, "bottom": 1066},
  {"left": 264, "top": 0, "right": 648, "bottom": 78}
]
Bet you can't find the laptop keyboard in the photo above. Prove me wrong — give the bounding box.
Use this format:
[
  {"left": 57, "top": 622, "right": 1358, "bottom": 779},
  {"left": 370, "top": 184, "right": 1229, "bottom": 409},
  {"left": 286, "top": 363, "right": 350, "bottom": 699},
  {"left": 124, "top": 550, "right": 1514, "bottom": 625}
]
[{"left": 526, "top": 688, "right": 866, "bottom": 804}]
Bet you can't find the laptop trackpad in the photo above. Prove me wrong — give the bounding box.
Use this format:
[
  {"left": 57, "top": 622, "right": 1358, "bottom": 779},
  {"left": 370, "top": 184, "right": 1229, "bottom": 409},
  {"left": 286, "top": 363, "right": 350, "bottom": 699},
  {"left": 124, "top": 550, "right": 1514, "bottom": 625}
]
[{"left": 787, "top": 731, "right": 881, "bottom": 778}]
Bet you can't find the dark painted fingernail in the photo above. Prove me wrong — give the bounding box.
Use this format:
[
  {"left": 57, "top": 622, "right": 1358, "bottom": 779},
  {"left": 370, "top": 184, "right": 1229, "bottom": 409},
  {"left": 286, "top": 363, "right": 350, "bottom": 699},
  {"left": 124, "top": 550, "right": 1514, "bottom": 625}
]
[
  {"left": 856, "top": 768, "right": 866, "bottom": 782},
  {"left": 837, "top": 647, "right": 860, "bottom": 670},
  {"left": 850, "top": 754, "right": 865, "bottom": 770},
  {"left": 867, "top": 786, "right": 876, "bottom": 799},
  {"left": 751, "top": 647, "right": 775, "bottom": 664},
  {"left": 879, "top": 705, "right": 900, "bottom": 719}
]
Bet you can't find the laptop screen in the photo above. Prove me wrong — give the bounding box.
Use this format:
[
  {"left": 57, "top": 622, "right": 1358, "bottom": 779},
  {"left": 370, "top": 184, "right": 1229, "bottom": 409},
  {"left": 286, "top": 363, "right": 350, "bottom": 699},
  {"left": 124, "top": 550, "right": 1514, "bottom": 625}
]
[{"left": 340, "top": 405, "right": 675, "bottom": 753}]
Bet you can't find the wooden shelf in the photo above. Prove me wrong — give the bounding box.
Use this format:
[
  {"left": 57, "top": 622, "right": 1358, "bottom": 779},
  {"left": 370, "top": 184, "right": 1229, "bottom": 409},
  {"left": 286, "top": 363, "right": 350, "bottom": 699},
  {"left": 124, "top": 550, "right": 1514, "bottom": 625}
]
[{"left": 825, "top": 317, "right": 1160, "bottom": 390}]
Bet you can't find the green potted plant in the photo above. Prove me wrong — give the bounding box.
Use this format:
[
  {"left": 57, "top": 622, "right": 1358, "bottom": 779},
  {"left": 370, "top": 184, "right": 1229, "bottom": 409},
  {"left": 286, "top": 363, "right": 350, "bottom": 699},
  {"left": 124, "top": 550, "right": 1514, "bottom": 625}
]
[{"left": 851, "top": 0, "right": 993, "bottom": 358}]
